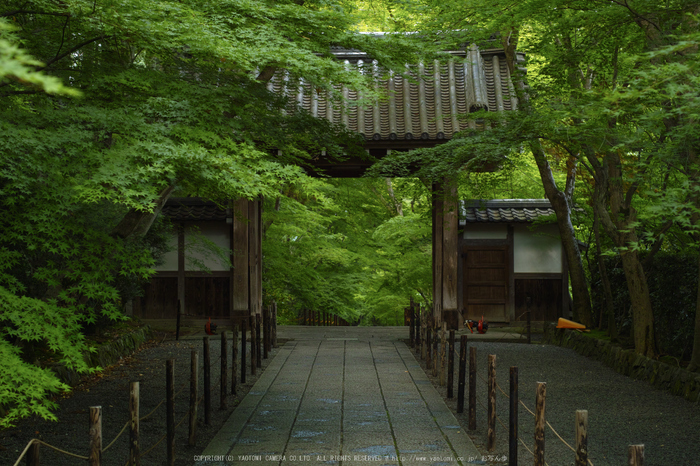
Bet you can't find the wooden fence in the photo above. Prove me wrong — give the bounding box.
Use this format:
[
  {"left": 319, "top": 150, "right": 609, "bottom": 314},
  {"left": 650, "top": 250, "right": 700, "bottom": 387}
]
[
  {"left": 407, "top": 300, "right": 648, "bottom": 466},
  {"left": 297, "top": 308, "right": 349, "bottom": 326},
  {"left": 13, "top": 304, "right": 278, "bottom": 466}
]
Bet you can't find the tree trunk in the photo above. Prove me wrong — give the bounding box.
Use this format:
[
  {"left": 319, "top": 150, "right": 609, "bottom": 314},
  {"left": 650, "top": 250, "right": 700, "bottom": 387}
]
[
  {"left": 590, "top": 152, "right": 657, "bottom": 357},
  {"left": 530, "top": 140, "right": 592, "bottom": 326},
  {"left": 619, "top": 249, "right": 657, "bottom": 358},
  {"left": 593, "top": 187, "right": 617, "bottom": 339}
]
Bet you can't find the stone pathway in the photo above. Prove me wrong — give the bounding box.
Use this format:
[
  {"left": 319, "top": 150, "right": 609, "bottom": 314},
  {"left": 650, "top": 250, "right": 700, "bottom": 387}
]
[{"left": 198, "top": 328, "right": 480, "bottom": 465}]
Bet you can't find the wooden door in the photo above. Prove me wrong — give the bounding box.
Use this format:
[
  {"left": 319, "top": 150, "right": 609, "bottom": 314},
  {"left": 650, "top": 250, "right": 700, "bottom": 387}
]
[{"left": 462, "top": 246, "right": 509, "bottom": 322}]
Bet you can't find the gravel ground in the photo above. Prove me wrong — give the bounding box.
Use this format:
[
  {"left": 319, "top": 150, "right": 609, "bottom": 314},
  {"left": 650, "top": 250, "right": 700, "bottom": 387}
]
[
  {"left": 413, "top": 337, "right": 700, "bottom": 466},
  {"left": 0, "top": 333, "right": 282, "bottom": 466}
]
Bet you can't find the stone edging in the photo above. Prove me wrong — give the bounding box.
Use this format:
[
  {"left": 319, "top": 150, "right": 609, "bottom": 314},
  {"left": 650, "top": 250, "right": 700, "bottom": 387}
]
[
  {"left": 52, "top": 325, "right": 154, "bottom": 386},
  {"left": 542, "top": 322, "right": 700, "bottom": 404}
]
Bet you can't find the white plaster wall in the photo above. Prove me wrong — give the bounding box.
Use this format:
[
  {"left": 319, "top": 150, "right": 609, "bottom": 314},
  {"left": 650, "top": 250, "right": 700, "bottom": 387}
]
[
  {"left": 155, "top": 221, "right": 231, "bottom": 272},
  {"left": 463, "top": 224, "right": 508, "bottom": 240},
  {"left": 513, "top": 224, "right": 562, "bottom": 273}
]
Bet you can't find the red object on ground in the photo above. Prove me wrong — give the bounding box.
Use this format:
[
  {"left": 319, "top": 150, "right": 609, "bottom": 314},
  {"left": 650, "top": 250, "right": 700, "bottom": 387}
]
[
  {"left": 465, "top": 316, "right": 489, "bottom": 334},
  {"left": 205, "top": 317, "right": 218, "bottom": 335}
]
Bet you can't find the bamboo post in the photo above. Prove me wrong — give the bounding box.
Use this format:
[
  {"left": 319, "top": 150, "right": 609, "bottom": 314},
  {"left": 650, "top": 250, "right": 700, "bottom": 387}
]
[
  {"left": 447, "top": 330, "right": 455, "bottom": 398},
  {"left": 628, "top": 445, "right": 644, "bottom": 465},
  {"left": 232, "top": 325, "right": 238, "bottom": 395},
  {"left": 440, "top": 322, "right": 446, "bottom": 386},
  {"left": 241, "top": 319, "right": 247, "bottom": 384},
  {"left": 189, "top": 351, "right": 198, "bottom": 446},
  {"left": 488, "top": 354, "right": 496, "bottom": 451},
  {"left": 220, "top": 332, "right": 228, "bottom": 410},
  {"left": 534, "top": 382, "right": 547, "bottom": 466},
  {"left": 575, "top": 410, "right": 588, "bottom": 466},
  {"left": 203, "top": 336, "right": 211, "bottom": 425},
  {"left": 256, "top": 313, "right": 262, "bottom": 368},
  {"left": 509, "top": 367, "right": 518, "bottom": 466},
  {"left": 129, "top": 381, "right": 140, "bottom": 465},
  {"left": 469, "top": 346, "right": 477, "bottom": 430},
  {"left": 26, "top": 440, "right": 39, "bottom": 466},
  {"left": 166, "top": 359, "right": 175, "bottom": 466},
  {"left": 457, "top": 335, "right": 467, "bottom": 413},
  {"left": 88, "top": 406, "right": 101, "bottom": 466}
]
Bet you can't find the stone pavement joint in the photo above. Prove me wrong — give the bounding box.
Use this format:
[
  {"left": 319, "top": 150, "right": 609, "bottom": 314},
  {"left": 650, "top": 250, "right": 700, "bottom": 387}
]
[{"left": 199, "top": 327, "right": 481, "bottom": 465}]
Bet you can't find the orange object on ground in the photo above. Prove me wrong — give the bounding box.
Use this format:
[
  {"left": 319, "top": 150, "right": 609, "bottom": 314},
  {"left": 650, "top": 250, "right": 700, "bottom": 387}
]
[{"left": 556, "top": 317, "right": 586, "bottom": 329}]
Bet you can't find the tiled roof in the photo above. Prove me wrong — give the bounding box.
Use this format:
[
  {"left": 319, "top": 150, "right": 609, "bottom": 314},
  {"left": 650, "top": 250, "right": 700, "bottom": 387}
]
[
  {"left": 268, "top": 45, "right": 521, "bottom": 143},
  {"left": 460, "top": 199, "right": 555, "bottom": 224},
  {"left": 161, "top": 198, "right": 228, "bottom": 221}
]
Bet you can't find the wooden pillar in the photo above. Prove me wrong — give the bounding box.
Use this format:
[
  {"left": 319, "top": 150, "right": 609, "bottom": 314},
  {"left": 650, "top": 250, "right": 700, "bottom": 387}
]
[
  {"left": 433, "top": 179, "right": 459, "bottom": 329},
  {"left": 232, "top": 199, "right": 250, "bottom": 324},
  {"left": 432, "top": 182, "right": 443, "bottom": 328}
]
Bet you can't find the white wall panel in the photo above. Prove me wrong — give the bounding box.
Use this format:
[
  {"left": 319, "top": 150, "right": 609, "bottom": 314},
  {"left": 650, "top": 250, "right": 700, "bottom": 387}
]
[{"left": 513, "top": 224, "right": 562, "bottom": 273}]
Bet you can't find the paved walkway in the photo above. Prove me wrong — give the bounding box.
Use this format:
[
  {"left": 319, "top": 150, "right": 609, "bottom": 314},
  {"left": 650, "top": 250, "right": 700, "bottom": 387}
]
[{"left": 198, "top": 327, "right": 481, "bottom": 465}]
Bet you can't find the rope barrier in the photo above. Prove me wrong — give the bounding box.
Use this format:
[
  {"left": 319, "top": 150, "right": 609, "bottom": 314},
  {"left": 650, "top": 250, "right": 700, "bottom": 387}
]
[
  {"left": 102, "top": 420, "right": 130, "bottom": 452},
  {"left": 12, "top": 438, "right": 88, "bottom": 466},
  {"left": 451, "top": 345, "right": 595, "bottom": 466}
]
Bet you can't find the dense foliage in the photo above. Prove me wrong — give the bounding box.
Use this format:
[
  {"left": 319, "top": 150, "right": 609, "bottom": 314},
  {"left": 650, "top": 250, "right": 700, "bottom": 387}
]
[{"left": 0, "top": 0, "right": 427, "bottom": 426}]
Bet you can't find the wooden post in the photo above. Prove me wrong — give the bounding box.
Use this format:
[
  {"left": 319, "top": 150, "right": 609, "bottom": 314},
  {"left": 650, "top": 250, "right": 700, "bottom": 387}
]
[
  {"left": 527, "top": 299, "right": 532, "bottom": 345},
  {"left": 232, "top": 325, "right": 238, "bottom": 395},
  {"left": 221, "top": 332, "right": 228, "bottom": 410},
  {"left": 426, "top": 321, "right": 432, "bottom": 369},
  {"left": 129, "top": 381, "right": 140, "bottom": 465},
  {"left": 272, "top": 302, "right": 278, "bottom": 348},
  {"left": 469, "top": 346, "right": 477, "bottom": 430},
  {"left": 88, "top": 406, "right": 101, "bottom": 466},
  {"left": 263, "top": 306, "right": 270, "bottom": 359},
  {"left": 416, "top": 305, "right": 422, "bottom": 355},
  {"left": 409, "top": 299, "right": 415, "bottom": 347},
  {"left": 432, "top": 322, "right": 439, "bottom": 377},
  {"left": 421, "top": 306, "right": 426, "bottom": 359},
  {"left": 457, "top": 335, "right": 467, "bottom": 413},
  {"left": 241, "top": 319, "right": 247, "bottom": 384},
  {"left": 534, "top": 382, "right": 547, "bottom": 466},
  {"left": 26, "top": 440, "right": 40, "bottom": 466},
  {"left": 166, "top": 359, "right": 175, "bottom": 466},
  {"left": 509, "top": 367, "right": 518, "bottom": 466},
  {"left": 575, "top": 410, "right": 588, "bottom": 466},
  {"left": 203, "top": 337, "right": 211, "bottom": 425},
  {"left": 250, "top": 315, "right": 256, "bottom": 376},
  {"left": 256, "top": 313, "right": 262, "bottom": 368},
  {"left": 189, "top": 351, "right": 198, "bottom": 446},
  {"left": 628, "top": 445, "right": 644, "bottom": 465},
  {"left": 447, "top": 330, "right": 455, "bottom": 398},
  {"left": 440, "top": 323, "right": 446, "bottom": 386},
  {"left": 488, "top": 354, "right": 496, "bottom": 451}
]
